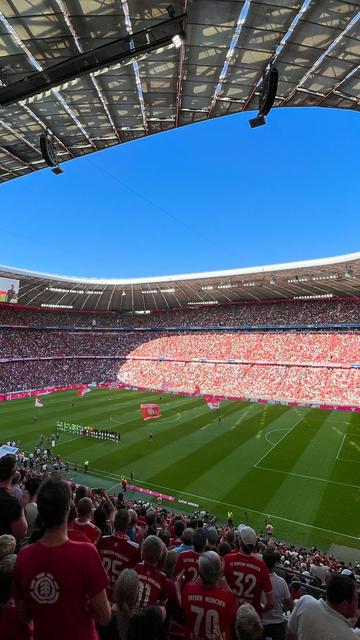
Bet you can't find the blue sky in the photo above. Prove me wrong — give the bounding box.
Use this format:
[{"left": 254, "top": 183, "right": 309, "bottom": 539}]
[{"left": 2, "top": 106, "right": 359, "bottom": 278}]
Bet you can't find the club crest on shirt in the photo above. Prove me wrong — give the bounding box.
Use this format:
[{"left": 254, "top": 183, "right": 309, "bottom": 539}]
[{"left": 30, "top": 572, "right": 60, "bottom": 604}]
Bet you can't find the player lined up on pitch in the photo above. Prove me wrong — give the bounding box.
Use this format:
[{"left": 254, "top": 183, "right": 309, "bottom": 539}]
[{"left": 57, "top": 420, "right": 121, "bottom": 442}]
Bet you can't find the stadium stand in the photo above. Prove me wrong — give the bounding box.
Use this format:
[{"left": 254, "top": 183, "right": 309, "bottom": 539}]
[
  {"left": 0, "top": 455, "right": 359, "bottom": 640},
  {"left": 0, "top": 305, "right": 359, "bottom": 404},
  {"left": 1, "top": 298, "right": 360, "bottom": 328}
]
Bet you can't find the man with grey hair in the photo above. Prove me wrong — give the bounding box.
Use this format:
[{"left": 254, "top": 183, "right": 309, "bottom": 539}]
[
  {"left": 98, "top": 569, "right": 167, "bottom": 640},
  {"left": 235, "top": 603, "right": 263, "bottom": 640},
  {"left": 181, "top": 551, "right": 237, "bottom": 640}
]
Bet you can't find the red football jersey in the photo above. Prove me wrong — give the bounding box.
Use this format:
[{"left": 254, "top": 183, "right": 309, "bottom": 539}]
[
  {"left": 174, "top": 550, "right": 202, "bottom": 585},
  {"left": 68, "top": 528, "right": 91, "bottom": 543},
  {"left": 224, "top": 552, "right": 272, "bottom": 614},
  {"left": 73, "top": 519, "right": 101, "bottom": 544},
  {"left": 13, "top": 540, "right": 109, "bottom": 640},
  {"left": 182, "top": 582, "right": 237, "bottom": 640},
  {"left": 135, "top": 562, "right": 168, "bottom": 607},
  {"left": 97, "top": 533, "right": 141, "bottom": 598}
]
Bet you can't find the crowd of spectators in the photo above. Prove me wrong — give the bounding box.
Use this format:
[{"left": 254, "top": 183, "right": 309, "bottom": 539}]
[
  {"left": 129, "top": 332, "right": 360, "bottom": 365},
  {"left": 0, "top": 329, "right": 149, "bottom": 359},
  {"left": 1, "top": 298, "right": 359, "bottom": 329},
  {"left": 0, "top": 453, "right": 359, "bottom": 640},
  {"left": 118, "top": 360, "right": 360, "bottom": 405},
  {"left": 1, "top": 305, "right": 359, "bottom": 404},
  {"left": 0, "top": 358, "right": 121, "bottom": 393},
  {"left": 2, "top": 330, "right": 359, "bottom": 364},
  {"left": 1, "top": 341, "right": 359, "bottom": 404}
]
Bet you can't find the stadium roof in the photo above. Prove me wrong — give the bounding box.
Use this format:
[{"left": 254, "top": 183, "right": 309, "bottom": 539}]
[
  {"left": 0, "top": 0, "right": 360, "bottom": 183},
  {"left": 1, "top": 251, "right": 359, "bottom": 311}
]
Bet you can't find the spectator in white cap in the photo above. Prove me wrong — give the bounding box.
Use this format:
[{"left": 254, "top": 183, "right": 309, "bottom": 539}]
[
  {"left": 341, "top": 568, "right": 355, "bottom": 579},
  {"left": 224, "top": 525, "right": 273, "bottom": 616}
]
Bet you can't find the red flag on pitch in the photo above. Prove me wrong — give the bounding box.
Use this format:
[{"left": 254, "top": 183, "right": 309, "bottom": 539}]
[
  {"left": 76, "top": 385, "right": 91, "bottom": 397},
  {"left": 203, "top": 394, "right": 221, "bottom": 410},
  {"left": 140, "top": 404, "right": 161, "bottom": 420},
  {"left": 192, "top": 383, "right": 201, "bottom": 397}
]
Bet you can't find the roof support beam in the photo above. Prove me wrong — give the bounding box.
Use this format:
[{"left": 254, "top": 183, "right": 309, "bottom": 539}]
[
  {"left": 207, "top": 0, "right": 251, "bottom": 118},
  {"left": 0, "top": 118, "right": 42, "bottom": 156},
  {"left": 241, "top": 0, "right": 312, "bottom": 113},
  {"left": 20, "top": 103, "right": 74, "bottom": 157},
  {"left": 53, "top": 0, "right": 122, "bottom": 143},
  {"left": 175, "top": 0, "right": 188, "bottom": 127},
  {"left": 0, "top": 10, "right": 185, "bottom": 112},
  {"left": 0, "top": 144, "right": 36, "bottom": 170},
  {"left": 0, "top": 10, "right": 96, "bottom": 148},
  {"left": 282, "top": 9, "right": 360, "bottom": 105},
  {"left": 120, "top": 0, "right": 148, "bottom": 134}
]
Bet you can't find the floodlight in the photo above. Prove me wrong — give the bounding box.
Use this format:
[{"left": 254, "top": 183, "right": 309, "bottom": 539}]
[{"left": 172, "top": 34, "right": 183, "bottom": 48}]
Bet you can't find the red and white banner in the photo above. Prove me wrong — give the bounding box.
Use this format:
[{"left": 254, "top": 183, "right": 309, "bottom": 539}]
[
  {"left": 140, "top": 403, "right": 161, "bottom": 420},
  {"left": 76, "top": 385, "right": 91, "bottom": 397},
  {"left": 34, "top": 396, "right": 43, "bottom": 408}
]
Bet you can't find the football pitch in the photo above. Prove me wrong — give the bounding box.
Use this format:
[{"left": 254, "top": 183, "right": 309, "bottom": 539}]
[{"left": 1, "top": 388, "right": 359, "bottom": 556}]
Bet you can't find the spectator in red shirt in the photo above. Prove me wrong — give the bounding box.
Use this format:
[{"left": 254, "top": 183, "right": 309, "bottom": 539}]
[
  {"left": 174, "top": 528, "right": 207, "bottom": 586},
  {"left": 0, "top": 554, "right": 31, "bottom": 640},
  {"left": 73, "top": 496, "right": 101, "bottom": 544},
  {"left": 135, "top": 535, "right": 168, "bottom": 607},
  {"left": 97, "top": 508, "right": 141, "bottom": 601},
  {"left": 13, "top": 478, "right": 111, "bottom": 640},
  {"left": 169, "top": 519, "right": 185, "bottom": 548},
  {"left": 181, "top": 550, "right": 237, "bottom": 640},
  {"left": 0, "top": 455, "right": 27, "bottom": 541},
  {"left": 224, "top": 525, "right": 273, "bottom": 615},
  {"left": 67, "top": 502, "right": 91, "bottom": 543}
]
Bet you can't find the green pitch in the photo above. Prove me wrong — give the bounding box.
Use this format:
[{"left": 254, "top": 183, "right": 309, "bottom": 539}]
[{"left": 1, "top": 388, "right": 359, "bottom": 556}]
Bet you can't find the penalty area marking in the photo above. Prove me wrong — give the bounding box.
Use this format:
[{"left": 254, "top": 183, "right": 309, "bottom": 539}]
[
  {"left": 264, "top": 428, "right": 289, "bottom": 446},
  {"left": 86, "top": 466, "right": 359, "bottom": 542},
  {"left": 255, "top": 423, "right": 360, "bottom": 490},
  {"left": 336, "top": 432, "right": 360, "bottom": 465}
]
